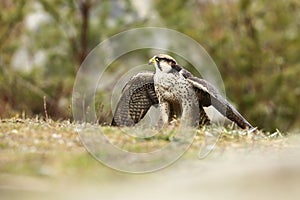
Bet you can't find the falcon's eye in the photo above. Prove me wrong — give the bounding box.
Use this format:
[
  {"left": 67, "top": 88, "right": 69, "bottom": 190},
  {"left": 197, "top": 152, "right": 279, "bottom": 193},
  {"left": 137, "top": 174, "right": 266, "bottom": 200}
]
[{"left": 155, "top": 57, "right": 160, "bottom": 62}]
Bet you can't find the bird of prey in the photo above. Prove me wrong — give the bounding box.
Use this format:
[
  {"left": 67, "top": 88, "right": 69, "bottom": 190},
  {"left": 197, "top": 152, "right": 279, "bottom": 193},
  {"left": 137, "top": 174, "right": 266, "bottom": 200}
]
[{"left": 111, "top": 54, "right": 253, "bottom": 129}]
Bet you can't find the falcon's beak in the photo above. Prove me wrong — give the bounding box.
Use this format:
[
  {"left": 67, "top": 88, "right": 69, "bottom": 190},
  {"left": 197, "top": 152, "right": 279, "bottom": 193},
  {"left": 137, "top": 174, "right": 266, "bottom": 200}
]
[{"left": 148, "top": 57, "right": 155, "bottom": 65}]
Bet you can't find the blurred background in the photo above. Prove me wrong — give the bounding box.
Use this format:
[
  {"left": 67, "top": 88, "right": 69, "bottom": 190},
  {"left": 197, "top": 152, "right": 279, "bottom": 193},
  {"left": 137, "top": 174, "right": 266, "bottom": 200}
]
[{"left": 0, "top": 0, "right": 299, "bottom": 132}]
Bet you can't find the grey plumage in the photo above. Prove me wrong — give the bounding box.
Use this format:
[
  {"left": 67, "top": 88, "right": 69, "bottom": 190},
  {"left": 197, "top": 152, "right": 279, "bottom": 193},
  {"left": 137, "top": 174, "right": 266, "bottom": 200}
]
[
  {"left": 111, "top": 72, "right": 158, "bottom": 126},
  {"left": 112, "top": 54, "right": 253, "bottom": 129}
]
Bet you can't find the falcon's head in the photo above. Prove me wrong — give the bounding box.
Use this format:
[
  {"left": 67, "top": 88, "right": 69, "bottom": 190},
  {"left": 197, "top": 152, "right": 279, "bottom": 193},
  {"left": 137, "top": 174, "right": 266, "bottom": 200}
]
[{"left": 148, "top": 54, "right": 181, "bottom": 73}]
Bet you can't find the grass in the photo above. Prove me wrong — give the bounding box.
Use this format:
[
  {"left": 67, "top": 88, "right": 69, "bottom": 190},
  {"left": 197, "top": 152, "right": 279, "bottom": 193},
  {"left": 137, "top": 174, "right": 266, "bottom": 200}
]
[
  {"left": 1, "top": 118, "right": 299, "bottom": 200},
  {"left": 0, "top": 118, "right": 291, "bottom": 177}
]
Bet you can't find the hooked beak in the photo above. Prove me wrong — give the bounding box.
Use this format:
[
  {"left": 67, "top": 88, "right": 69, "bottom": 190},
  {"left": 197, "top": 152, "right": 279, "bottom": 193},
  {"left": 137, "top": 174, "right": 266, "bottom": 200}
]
[{"left": 148, "top": 57, "right": 155, "bottom": 65}]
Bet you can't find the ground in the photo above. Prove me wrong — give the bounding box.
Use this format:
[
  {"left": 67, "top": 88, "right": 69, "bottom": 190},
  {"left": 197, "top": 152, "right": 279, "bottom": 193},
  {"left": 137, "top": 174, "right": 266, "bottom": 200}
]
[{"left": 0, "top": 118, "right": 300, "bottom": 200}]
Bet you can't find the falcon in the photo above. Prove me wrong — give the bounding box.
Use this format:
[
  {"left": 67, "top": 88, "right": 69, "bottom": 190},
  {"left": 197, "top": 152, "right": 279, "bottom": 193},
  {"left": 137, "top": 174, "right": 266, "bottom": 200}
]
[{"left": 111, "top": 54, "right": 253, "bottom": 129}]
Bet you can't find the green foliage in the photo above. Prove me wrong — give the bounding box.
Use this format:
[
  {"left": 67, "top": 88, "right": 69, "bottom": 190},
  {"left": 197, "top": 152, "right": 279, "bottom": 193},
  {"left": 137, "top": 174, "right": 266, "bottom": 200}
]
[
  {"left": 0, "top": 0, "right": 299, "bottom": 131},
  {"left": 0, "top": 0, "right": 142, "bottom": 119},
  {"left": 154, "top": 0, "right": 300, "bottom": 131}
]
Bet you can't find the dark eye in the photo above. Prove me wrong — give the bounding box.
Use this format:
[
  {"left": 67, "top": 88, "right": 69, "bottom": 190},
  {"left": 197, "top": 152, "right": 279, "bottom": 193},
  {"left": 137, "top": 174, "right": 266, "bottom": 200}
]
[{"left": 155, "top": 57, "right": 160, "bottom": 62}]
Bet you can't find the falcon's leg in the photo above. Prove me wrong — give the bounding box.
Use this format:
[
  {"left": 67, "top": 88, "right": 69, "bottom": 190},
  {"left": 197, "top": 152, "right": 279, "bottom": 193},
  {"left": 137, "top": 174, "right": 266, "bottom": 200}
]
[
  {"left": 180, "top": 98, "right": 199, "bottom": 127},
  {"left": 158, "top": 100, "right": 170, "bottom": 128}
]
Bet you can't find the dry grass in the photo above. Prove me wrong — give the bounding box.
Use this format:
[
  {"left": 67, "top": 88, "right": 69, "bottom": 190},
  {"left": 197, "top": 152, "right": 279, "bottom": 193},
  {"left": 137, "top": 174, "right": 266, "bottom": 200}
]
[
  {"left": 0, "top": 118, "right": 291, "bottom": 177},
  {"left": 0, "top": 118, "right": 299, "bottom": 200}
]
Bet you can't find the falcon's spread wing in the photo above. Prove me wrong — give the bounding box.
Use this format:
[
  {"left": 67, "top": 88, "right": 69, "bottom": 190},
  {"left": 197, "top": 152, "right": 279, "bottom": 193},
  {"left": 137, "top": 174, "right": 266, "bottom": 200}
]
[
  {"left": 111, "top": 72, "right": 158, "bottom": 126},
  {"left": 187, "top": 76, "right": 253, "bottom": 129}
]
